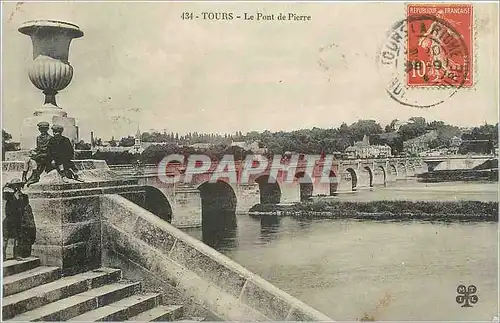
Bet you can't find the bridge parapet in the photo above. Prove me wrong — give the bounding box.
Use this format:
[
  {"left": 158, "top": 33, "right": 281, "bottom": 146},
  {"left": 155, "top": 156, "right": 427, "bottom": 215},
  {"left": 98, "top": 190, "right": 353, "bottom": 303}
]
[
  {"left": 3, "top": 159, "right": 110, "bottom": 173},
  {"left": 2, "top": 159, "right": 117, "bottom": 184},
  {"left": 102, "top": 194, "right": 333, "bottom": 321},
  {"left": 107, "top": 156, "right": 425, "bottom": 216}
]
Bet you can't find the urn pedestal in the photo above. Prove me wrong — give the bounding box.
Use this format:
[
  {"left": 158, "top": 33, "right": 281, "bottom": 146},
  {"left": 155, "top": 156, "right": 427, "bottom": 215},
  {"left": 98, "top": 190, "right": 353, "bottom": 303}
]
[
  {"left": 18, "top": 20, "right": 83, "bottom": 150},
  {"left": 26, "top": 176, "right": 145, "bottom": 276}
]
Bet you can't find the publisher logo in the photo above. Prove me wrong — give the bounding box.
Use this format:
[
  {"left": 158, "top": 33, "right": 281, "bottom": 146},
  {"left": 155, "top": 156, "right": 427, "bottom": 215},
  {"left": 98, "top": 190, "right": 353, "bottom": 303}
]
[{"left": 456, "top": 284, "right": 478, "bottom": 308}]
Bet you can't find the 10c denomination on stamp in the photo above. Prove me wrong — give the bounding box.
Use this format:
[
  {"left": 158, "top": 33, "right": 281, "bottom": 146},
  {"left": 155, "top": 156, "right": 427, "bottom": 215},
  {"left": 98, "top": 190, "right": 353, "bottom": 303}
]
[{"left": 406, "top": 3, "right": 473, "bottom": 88}]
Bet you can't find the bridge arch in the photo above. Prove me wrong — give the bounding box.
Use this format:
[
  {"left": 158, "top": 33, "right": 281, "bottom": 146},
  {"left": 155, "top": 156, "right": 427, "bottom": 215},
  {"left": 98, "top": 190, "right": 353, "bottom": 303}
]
[
  {"left": 294, "top": 172, "right": 314, "bottom": 201},
  {"left": 388, "top": 164, "right": 398, "bottom": 180},
  {"left": 197, "top": 180, "right": 237, "bottom": 214},
  {"left": 339, "top": 167, "right": 358, "bottom": 191},
  {"left": 362, "top": 166, "right": 374, "bottom": 187},
  {"left": 255, "top": 175, "right": 281, "bottom": 204},
  {"left": 196, "top": 180, "right": 238, "bottom": 249},
  {"left": 139, "top": 186, "right": 173, "bottom": 223},
  {"left": 406, "top": 162, "right": 416, "bottom": 176},
  {"left": 373, "top": 165, "right": 386, "bottom": 186},
  {"left": 398, "top": 162, "right": 407, "bottom": 178}
]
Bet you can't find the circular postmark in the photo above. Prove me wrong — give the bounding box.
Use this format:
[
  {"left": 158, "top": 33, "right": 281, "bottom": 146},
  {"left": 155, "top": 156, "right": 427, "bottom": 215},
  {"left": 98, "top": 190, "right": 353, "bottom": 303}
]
[{"left": 377, "top": 14, "right": 470, "bottom": 108}]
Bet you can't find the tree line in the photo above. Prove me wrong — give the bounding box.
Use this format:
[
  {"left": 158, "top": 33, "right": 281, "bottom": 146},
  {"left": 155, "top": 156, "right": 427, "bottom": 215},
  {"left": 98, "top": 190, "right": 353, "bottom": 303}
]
[
  {"left": 2, "top": 118, "right": 498, "bottom": 163},
  {"left": 91, "top": 118, "right": 499, "bottom": 164}
]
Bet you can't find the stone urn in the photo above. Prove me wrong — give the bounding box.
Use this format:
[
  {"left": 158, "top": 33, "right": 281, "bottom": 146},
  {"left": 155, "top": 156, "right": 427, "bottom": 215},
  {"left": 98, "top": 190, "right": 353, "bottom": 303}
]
[
  {"left": 19, "top": 20, "right": 83, "bottom": 115},
  {"left": 18, "top": 20, "right": 83, "bottom": 150}
]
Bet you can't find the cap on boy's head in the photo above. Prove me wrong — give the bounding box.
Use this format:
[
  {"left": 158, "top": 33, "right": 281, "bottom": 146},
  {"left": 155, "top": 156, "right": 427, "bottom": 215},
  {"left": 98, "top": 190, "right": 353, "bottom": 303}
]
[
  {"left": 37, "top": 121, "right": 50, "bottom": 129},
  {"left": 51, "top": 125, "right": 64, "bottom": 133},
  {"left": 6, "top": 178, "right": 25, "bottom": 188},
  {"left": 3, "top": 186, "right": 15, "bottom": 194}
]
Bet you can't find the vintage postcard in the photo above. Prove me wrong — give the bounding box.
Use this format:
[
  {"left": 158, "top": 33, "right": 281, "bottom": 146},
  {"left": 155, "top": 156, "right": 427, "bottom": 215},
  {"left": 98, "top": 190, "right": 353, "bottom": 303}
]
[{"left": 1, "top": 1, "right": 498, "bottom": 322}]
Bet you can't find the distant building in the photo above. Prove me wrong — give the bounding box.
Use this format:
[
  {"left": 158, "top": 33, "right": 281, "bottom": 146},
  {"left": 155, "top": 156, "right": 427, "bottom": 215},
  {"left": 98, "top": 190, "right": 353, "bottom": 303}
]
[
  {"left": 92, "top": 127, "right": 146, "bottom": 154},
  {"left": 230, "top": 141, "right": 245, "bottom": 148},
  {"left": 190, "top": 143, "right": 214, "bottom": 149},
  {"left": 459, "top": 127, "right": 473, "bottom": 134},
  {"left": 92, "top": 146, "right": 131, "bottom": 153},
  {"left": 448, "top": 136, "right": 463, "bottom": 154},
  {"left": 403, "top": 130, "right": 438, "bottom": 155},
  {"left": 128, "top": 127, "right": 145, "bottom": 154},
  {"left": 377, "top": 132, "right": 400, "bottom": 155},
  {"left": 142, "top": 142, "right": 177, "bottom": 149},
  {"left": 230, "top": 141, "right": 267, "bottom": 154},
  {"left": 345, "top": 135, "right": 392, "bottom": 158},
  {"left": 450, "top": 136, "right": 463, "bottom": 147},
  {"left": 135, "top": 127, "right": 142, "bottom": 147}
]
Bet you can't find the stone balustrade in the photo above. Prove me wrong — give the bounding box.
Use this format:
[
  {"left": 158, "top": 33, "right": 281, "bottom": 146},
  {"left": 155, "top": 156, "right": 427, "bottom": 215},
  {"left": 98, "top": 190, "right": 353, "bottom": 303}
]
[{"left": 101, "top": 194, "right": 332, "bottom": 321}]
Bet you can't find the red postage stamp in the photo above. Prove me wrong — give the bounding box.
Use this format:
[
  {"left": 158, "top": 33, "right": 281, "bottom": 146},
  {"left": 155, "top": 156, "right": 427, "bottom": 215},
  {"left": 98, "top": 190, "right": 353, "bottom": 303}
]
[{"left": 406, "top": 3, "right": 473, "bottom": 88}]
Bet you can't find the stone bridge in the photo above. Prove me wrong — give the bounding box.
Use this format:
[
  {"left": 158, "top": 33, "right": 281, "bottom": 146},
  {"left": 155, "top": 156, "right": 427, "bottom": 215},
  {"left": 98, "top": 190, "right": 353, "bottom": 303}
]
[
  {"left": 421, "top": 154, "right": 496, "bottom": 172},
  {"left": 108, "top": 157, "right": 426, "bottom": 227},
  {"left": 8, "top": 155, "right": 493, "bottom": 228}
]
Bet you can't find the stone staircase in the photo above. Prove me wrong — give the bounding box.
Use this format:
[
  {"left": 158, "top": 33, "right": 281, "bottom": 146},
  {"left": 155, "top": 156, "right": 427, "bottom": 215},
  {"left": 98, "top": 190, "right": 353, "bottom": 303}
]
[{"left": 2, "top": 257, "right": 194, "bottom": 321}]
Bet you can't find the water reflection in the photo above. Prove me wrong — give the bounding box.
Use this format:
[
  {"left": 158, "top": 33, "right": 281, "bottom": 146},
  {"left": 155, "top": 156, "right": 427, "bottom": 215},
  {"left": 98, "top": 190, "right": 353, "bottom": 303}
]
[
  {"left": 202, "top": 210, "right": 238, "bottom": 251},
  {"left": 190, "top": 214, "right": 497, "bottom": 321},
  {"left": 295, "top": 216, "right": 313, "bottom": 230},
  {"left": 260, "top": 215, "right": 280, "bottom": 243}
]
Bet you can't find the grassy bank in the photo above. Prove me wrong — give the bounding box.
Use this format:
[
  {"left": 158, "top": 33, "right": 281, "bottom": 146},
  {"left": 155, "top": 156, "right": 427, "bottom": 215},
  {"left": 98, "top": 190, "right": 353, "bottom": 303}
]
[
  {"left": 416, "top": 169, "right": 498, "bottom": 182},
  {"left": 249, "top": 200, "right": 498, "bottom": 222}
]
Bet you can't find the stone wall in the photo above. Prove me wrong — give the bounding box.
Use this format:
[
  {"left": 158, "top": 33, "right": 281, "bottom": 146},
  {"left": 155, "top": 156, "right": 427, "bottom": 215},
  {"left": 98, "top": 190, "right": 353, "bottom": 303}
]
[
  {"left": 26, "top": 179, "right": 143, "bottom": 276},
  {"left": 100, "top": 194, "right": 332, "bottom": 321},
  {"left": 171, "top": 187, "right": 203, "bottom": 228},
  {"left": 29, "top": 194, "right": 102, "bottom": 276},
  {"left": 235, "top": 183, "right": 261, "bottom": 213}
]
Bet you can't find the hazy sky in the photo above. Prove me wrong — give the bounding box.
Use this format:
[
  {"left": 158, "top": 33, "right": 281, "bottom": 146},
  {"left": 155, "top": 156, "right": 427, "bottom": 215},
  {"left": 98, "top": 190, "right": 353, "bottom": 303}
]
[{"left": 2, "top": 2, "right": 498, "bottom": 142}]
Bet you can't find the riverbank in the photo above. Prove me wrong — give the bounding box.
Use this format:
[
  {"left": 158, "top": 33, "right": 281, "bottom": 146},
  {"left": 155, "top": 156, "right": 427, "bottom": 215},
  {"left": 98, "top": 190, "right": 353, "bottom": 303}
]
[
  {"left": 249, "top": 200, "right": 498, "bottom": 222},
  {"left": 416, "top": 169, "right": 498, "bottom": 182}
]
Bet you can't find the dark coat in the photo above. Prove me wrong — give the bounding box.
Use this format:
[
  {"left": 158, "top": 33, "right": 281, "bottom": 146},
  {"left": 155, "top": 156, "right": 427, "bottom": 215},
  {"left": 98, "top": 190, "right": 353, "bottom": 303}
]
[
  {"left": 47, "top": 135, "right": 74, "bottom": 165},
  {"left": 36, "top": 133, "right": 52, "bottom": 155},
  {"left": 3, "top": 193, "right": 36, "bottom": 244},
  {"left": 34, "top": 133, "right": 53, "bottom": 165}
]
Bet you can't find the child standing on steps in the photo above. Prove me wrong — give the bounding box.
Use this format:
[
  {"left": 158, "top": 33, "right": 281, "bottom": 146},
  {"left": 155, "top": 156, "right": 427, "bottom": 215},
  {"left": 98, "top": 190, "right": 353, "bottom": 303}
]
[{"left": 2, "top": 179, "right": 36, "bottom": 260}]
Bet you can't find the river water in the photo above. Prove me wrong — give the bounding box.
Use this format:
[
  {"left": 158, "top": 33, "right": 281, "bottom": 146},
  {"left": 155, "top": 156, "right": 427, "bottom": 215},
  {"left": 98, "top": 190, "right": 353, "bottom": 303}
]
[{"left": 183, "top": 181, "right": 498, "bottom": 321}]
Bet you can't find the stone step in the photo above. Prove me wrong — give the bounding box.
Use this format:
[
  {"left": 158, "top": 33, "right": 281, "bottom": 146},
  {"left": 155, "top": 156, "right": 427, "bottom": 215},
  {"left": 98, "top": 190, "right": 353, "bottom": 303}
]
[
  {"left": 2, "top": 266, "right": 61, "bottom": 297},
  {"left": 126, "top": 305, "right": 184, "bottom": 322},
  {"left": 67, "top": 293, "right": 162, "bottom": 321},
  {"left": 3, "top": 257, "right": 40, "bottom": 278},
  {"left": 6, "top": 281, "right": 142, "bottom": 321},
  {"left": 2, "top": 268, "right": 122, "bottom": 320}
]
